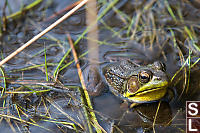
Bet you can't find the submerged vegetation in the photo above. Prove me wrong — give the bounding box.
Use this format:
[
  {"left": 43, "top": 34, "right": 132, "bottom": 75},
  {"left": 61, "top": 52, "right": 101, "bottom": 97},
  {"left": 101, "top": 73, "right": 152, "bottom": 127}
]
[{"left": 0, "top": 0, "right": 199, "bottom": 132}]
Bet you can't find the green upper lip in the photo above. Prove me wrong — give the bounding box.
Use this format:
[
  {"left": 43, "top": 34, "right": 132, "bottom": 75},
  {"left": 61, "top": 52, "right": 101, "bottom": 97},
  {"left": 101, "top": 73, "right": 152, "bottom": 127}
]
[
  {"left": 127, "top": 86, "right": 167, "bottom": 97},
  {"left": 125, "top": 80, "right": 169, "bottom": 97}
]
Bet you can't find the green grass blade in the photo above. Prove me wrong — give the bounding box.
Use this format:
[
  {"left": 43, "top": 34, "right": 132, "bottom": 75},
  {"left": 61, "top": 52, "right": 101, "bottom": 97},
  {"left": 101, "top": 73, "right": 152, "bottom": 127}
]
[{"left": 44, "top": 45, "right": 49, "bottom": 81}]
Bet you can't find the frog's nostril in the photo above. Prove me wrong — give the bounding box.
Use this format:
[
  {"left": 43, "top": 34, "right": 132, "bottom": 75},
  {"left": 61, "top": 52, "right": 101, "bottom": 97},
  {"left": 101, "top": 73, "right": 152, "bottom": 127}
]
[{"left": 156, "top": 77, "right": 161, "bottom": 80}]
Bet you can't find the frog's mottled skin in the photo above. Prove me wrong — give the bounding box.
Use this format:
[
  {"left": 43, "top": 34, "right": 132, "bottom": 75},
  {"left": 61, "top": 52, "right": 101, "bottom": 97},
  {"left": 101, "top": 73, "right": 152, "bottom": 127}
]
[{"left": 103, "top": 60, "right": 169, "bottom": 103}]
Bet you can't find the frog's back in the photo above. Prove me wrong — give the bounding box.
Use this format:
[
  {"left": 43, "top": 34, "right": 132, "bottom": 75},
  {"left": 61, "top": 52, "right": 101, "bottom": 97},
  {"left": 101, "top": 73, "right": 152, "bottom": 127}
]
[{"left": 103, "top": 60, "right": 139, "bottom": 79}]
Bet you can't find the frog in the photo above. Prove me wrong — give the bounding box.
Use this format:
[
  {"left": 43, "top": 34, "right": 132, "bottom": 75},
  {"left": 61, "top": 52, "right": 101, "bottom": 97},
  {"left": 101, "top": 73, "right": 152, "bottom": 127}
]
[{"left": 102, "top": 60, "right": 169, "bottom": 107}]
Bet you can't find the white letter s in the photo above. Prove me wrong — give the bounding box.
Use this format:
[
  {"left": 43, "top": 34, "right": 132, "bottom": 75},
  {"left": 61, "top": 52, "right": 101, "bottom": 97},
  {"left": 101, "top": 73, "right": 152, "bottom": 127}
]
[{"left": 188, "top": 103, "right": 198, "bottom": 116}]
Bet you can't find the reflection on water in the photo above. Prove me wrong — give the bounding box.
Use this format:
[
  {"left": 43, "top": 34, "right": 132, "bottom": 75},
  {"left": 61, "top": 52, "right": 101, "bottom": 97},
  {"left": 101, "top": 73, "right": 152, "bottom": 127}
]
[{"left": 94, "top": 93, "right": 172, "bottom": 132}]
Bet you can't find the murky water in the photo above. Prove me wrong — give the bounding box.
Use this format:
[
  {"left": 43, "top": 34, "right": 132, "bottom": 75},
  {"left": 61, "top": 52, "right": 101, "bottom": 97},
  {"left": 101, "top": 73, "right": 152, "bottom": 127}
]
[{"left": 0, "top": 0, "right": 200, "bottom": 132}]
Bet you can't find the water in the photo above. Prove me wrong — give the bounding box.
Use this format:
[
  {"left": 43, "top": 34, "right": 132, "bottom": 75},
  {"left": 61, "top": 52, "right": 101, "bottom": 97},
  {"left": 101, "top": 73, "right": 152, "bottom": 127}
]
[{"left": 0, "top": 0, "right": 199, "bottom": 132}]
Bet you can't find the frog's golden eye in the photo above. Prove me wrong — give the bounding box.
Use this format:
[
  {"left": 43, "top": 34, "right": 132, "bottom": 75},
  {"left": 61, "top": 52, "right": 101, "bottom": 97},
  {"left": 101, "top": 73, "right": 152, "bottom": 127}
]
[{"left": 138, "top": 70, "right": 152, "bottom": 83}]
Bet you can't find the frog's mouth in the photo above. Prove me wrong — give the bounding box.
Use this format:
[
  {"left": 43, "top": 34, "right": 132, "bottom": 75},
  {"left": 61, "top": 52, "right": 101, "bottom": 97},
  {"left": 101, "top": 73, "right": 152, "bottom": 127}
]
[
  {"left": 126, "top": 86, "right": 167, "bottom": 97},
  {"left": 124, "top": 81, "right": 169, "bottom": 97},
  {"left": 124, "top": 85, "right": 168, "bottom": 103}
]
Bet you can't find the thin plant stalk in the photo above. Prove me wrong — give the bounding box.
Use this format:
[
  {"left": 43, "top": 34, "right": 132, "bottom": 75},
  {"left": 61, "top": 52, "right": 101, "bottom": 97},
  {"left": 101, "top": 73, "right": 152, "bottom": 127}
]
[
  {"left": 44, "top": 45, "right": 49, "bottom": 81},
  {"left": 86, "top": 0, "right": 99, "bottom": 65},
  {"left": 67, "top": 34, "right": 102, "bottom": 133},
  {"left": 6, "top": 0, "right": 43, "bottom": 20},
  {"left": 152, "top": 101, "right": 161, "bottom": 133}
]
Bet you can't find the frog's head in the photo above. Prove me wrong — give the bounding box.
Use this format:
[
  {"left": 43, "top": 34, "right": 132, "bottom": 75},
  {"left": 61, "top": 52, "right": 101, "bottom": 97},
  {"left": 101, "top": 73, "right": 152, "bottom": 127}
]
[{"left": 103, "top": 61, "right": 169, "bottom": 103}]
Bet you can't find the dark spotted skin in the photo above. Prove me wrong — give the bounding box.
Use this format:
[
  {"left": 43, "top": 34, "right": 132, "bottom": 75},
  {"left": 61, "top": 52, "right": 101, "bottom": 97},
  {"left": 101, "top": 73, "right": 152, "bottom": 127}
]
[{"left": 103, "top": 60, "right": 138, "bottom": 97}]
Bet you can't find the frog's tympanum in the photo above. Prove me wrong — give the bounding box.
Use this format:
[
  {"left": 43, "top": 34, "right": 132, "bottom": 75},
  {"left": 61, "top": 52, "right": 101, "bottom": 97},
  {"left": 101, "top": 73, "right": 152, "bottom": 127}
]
[{"left": 103, "top": 60, "right": 169, "bottom": 105}]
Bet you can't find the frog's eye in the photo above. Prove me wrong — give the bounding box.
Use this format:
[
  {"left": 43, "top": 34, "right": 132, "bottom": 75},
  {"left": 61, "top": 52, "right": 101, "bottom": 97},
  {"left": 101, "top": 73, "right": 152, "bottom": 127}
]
[{"left": 138, "top": 70, "right": 152, "bottom": 83}]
